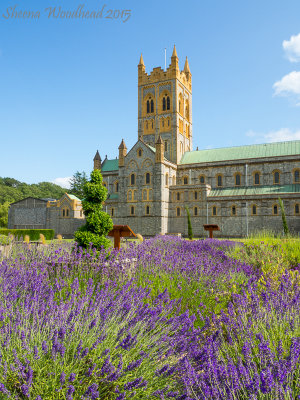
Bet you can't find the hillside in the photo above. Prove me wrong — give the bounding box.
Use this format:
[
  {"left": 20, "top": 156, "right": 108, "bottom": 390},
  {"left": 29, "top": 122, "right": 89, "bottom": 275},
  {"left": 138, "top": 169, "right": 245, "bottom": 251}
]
[{"left": 0, "top": 177, "right": 66, "bottom": 204}]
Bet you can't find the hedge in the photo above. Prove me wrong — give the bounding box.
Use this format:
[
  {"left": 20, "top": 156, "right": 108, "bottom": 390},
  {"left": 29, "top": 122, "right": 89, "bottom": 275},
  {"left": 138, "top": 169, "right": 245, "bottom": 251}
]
[{"left": 0, "top": 229, "right": 55, "bottom": 241}]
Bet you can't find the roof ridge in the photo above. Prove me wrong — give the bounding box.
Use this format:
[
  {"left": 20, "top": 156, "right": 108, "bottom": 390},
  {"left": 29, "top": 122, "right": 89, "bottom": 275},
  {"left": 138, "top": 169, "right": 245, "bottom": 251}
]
[{"left": 188, "top": 139, "right": 300, "bottom": 154}]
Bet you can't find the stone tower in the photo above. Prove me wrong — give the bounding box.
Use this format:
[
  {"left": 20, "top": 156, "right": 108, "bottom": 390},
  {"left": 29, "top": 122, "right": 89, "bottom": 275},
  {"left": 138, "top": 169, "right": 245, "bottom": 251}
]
[
  {"left": 138, "top": 46, "right": 192, "bottom": 164},
  {"left": 93, "top": 150, "right": 101, "bottom": 170}
]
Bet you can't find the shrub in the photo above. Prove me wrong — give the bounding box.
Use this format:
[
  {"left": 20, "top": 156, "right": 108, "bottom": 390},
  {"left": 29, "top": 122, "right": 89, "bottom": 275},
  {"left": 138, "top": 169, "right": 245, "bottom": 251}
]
[{"left": 74, "top": 170, "right": 113, "bottom": 250}]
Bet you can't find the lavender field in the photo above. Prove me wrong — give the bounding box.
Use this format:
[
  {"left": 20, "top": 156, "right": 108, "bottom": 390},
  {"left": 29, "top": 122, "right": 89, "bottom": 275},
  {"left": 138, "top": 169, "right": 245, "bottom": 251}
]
[{"left": 0, "top": 236, "right": 299, "bottom": 399}]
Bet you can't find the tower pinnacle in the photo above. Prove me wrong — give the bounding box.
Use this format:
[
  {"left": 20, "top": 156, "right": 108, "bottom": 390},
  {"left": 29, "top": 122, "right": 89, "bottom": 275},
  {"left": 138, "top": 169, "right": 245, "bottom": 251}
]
[
  {"left": 172, "top": 45, "right": 178, "bottom": 58},
  {"left": 139, "top": 53, "right": 145, "bottom": 66},
  {"left": 184, "top": 56, "right": 190, "bottom": 73}
]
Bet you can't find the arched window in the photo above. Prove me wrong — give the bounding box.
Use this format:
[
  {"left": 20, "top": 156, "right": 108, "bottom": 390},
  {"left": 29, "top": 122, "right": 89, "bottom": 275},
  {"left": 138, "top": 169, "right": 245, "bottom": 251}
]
[
  {"left": 295, "top": 204, "right": 300, "bottom": 215},
  {"left": 294, "top": 169, "right": 300, "bottom": 183},
  {"left": 179, "top": 100, "right": 181, "bottom": 113},
  {"left": 142, "top": 189, "right": 147, "bottom": 201},
  {"left": 232, "top": 205, "right": 236, "bottom": 216},
  {"left": 254, "top": 172, "right": 260, "bottom": 185},
  {"left": 146, "top": 205, "right": 150, "bottom": 215},
  {"left": 177, "top": 192, "right": 180, "bottom": 201},
  {"left": 212, "top": 206, "right": 217, "bottom": 216},
  {"left": 176, "top": 207, "right": 181, "bottom": 216},
  {"left": 274, "top": 171, "right": 280, "bottom": 184},
  {"left": 150, "top": 99, "right": 154, "bottom": 113},
  {"left": 147, "top": 100, "right": 150, "bottom": 113},
  {"left": 183, "top": 176, "right": 188, "bottom": 185},
  {"left": 130, "top": 206, "right": 135, "bottom": 215},
  {"left": 165, "top": 173, "right": 169, "bottom": 186},
  {"left": 111, "top": 208, "right": 114, "bottom": 217},
  {"left": 199, "top": 175, "right": 205, "bottom": 184},
  {"left": 164, "top": 141, "right": 168, "bottom": 152},
  {"left": 130, "top": 174, "right": 135, "bottom": 185},
  {"left": 194, "top": 191, "right": 198, "bottom": 200},
  {"left": 62, "top": 209, "right": 65, "bottom": 217},
  {"left": 163, "top": 97, "right": 166, "bottom": 111},
  {"left": 185, "top": 106, "right": 189, "bottom": 120},
  {"left": 217, "top": 175, "right": 222, "bottom": 187},
  {"left": 145, "top": 173, "right": 150, "bottom": 184},
  {"left": 273, "top": 204, "right": 278, "bottom": 215},
  {"left": 138, "top": 149, "right": 142, "bottom": 157},
  {"left": 235, "top": 174, "right": 241, "bottom": 186},
  {"left": 194, "top": 207, "right": 198, "bottom": 216},
  {"left": 252, "top": 205, "right": 257, "bottom": 215},
  {"left": 115, "top": 182, "right": 119, "bottom": 192},
  {"left": 167, "top": 96, "right": 170, "bottom": 110},
  {"left": 66, "top": 209, "right": 69, "bottom": 217}
]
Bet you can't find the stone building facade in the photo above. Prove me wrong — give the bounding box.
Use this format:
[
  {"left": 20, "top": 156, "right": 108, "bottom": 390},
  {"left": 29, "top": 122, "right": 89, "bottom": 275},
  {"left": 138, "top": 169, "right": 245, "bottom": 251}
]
[
  {"left": 8, "top": 193, "right": 85, "bottom": 238},
  {"left": 97, "top": 47, "right": 300, "bottom": 238}
]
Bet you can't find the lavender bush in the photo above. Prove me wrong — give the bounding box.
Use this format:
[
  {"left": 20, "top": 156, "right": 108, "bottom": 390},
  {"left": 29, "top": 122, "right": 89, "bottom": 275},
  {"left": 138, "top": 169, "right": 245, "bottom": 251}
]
[{"left": 0, "top": 236, "right": 299, "bottom": 399}]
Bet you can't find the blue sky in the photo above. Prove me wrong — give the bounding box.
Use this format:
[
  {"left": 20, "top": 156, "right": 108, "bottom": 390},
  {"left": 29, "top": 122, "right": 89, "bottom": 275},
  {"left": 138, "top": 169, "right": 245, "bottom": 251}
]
[{"left": 0, "top": 0, "right": 300, "bottom": 188}]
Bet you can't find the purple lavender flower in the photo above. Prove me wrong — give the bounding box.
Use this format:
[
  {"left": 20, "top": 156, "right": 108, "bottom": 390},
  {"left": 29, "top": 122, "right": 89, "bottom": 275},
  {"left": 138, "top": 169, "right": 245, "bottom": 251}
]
[
  {"left": 69, "top": 373, "right": 76, "bottom": 382},
  {"left": 21, "top": 384, "right": 30, "bottom": 397},
  {"left": 60, "top": 371, "right": 66, "bottom": 384}
]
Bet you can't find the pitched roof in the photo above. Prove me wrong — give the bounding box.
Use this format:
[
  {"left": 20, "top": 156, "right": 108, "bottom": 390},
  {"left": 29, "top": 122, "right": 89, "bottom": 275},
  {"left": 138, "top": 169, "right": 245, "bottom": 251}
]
[
  {"left": 180, "top": 140, "right": 300, "bottom": 165},
  {"left": 67, "top": 194, "right": 81, "bottom": 201},
  {"left": 101, "top": 159, "right": 119, "bottom": 172},
  {"left": 208, "top": 184, "right": 300, "bottom": 198}
]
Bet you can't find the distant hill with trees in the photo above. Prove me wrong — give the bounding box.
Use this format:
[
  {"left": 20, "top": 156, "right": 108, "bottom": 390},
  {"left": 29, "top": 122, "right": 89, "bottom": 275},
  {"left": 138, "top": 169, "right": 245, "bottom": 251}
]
[{"left": 0, "top": 177, "right": 66, "bottom": 204}]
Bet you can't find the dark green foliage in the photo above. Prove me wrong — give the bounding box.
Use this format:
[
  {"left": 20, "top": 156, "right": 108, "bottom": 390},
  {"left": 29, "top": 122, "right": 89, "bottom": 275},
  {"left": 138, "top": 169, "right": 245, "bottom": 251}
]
[
  {"left": 0, "top": 229, "right": 55, "bottom": 241},
  {"left": 74, "top": 170, "right": 113, "bottom": 250},
  {"left": 0, "top": 201, "right": 9, "bottom": 227},
  {"left": 69, "top": 171, "right": 88, "bottom": 199},
  {"left": 278, "top": 197, "right": 289, "bottom": 236},
  {"left": 0, "top": 177, "right": 65, "bottom": 204},
  {"left": 185, "top": 206, "right": 193, "bottom": 240}
]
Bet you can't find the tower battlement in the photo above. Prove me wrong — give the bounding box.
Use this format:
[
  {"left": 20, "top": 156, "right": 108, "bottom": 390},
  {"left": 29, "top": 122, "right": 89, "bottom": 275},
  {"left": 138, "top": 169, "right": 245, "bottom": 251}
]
[{"left": 138, "top": 47, "right": 191, "bottom": 90}]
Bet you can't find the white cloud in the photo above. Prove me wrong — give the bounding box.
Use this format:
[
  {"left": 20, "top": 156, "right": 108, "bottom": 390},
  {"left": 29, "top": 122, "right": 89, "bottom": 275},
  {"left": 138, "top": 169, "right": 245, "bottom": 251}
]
[
  {"left": 52, "top": 177, "right": 72, "bottom": 189},
  {"left": 246, "top": 128, "right": 300, "bottom": 143},
  {"left": 273, "top": 71, "right": 300, "bottom": 96},
  {"left": 283, "top": 33, "right": 300, "bottom": 62}
]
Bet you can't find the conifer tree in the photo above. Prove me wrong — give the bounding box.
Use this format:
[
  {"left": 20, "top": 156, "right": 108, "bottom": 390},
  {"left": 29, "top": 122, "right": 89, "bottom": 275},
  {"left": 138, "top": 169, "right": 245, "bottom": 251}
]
[
  {"left": 278, "top": 197, "right": 289, "bottom": 236},
  {"left": 185, "top": 206, "right": 193, "bottom": 240},
  {"left": 74, "top": 169, "right": 113, "bottom": 250}
]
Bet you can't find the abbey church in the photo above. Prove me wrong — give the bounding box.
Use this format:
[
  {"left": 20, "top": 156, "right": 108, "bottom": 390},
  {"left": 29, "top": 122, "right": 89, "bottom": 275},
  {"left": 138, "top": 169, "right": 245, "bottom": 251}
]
[{"left": 95, "top": 46, "right": 300, "bottom": 237}]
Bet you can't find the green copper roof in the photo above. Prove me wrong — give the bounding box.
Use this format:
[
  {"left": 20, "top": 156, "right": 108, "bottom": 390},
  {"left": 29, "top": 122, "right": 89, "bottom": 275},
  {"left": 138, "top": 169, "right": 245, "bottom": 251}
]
[
  {"left": 208, "top": 184, "right": 300, "bottom": 198},
  {"left": 107, "top": 193, "right": 119, "bottom": 200},
  {"left": 67, "top": 194, "right": 81, "bottom": 201},
  {"left": 102, "top": 159, "right": 119, "bottom": 172},
  {"left": 180, "top": 140, "right": 300, "bottom": 165},
  {"left": 147, "top": 144, "right": 156, "bottom": 153}
]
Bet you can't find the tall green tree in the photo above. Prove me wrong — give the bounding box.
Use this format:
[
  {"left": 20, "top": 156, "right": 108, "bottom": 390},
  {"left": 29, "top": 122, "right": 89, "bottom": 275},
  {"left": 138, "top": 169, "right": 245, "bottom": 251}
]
[
  {"left": 0, "top": 201, "right": 10, "bottom": 227},
  {"left": 278, "top": 197, "right": 289, "bottom": 236},
  {"left": 74, "top": 169, "right": 113, "bottom": 250},
  {"left": 69, "top": 171, "right": 88, "bottom": 199},
  {"left": 185, "top": 206, "right": 193, "bottom": 240}
]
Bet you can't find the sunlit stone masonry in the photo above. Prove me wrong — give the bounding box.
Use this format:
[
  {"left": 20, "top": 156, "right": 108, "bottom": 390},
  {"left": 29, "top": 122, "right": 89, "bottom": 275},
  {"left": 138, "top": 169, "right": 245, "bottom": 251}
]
[{"left": 97, "top": 47, "right": 300, "bottom": 238}]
